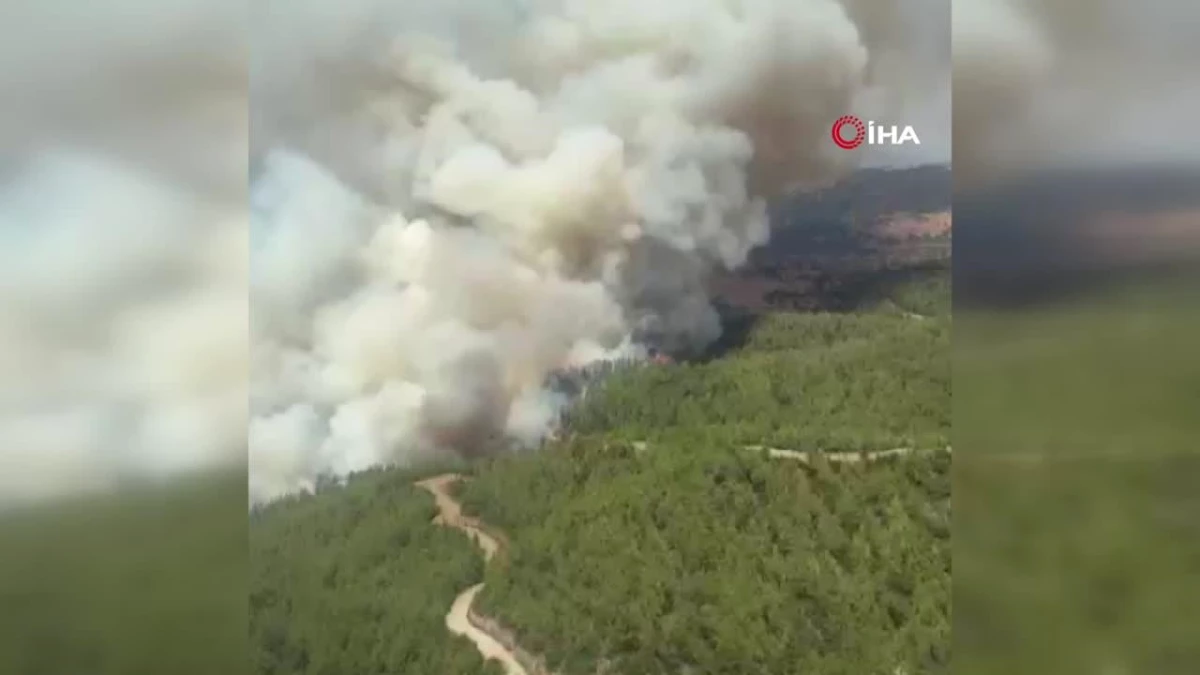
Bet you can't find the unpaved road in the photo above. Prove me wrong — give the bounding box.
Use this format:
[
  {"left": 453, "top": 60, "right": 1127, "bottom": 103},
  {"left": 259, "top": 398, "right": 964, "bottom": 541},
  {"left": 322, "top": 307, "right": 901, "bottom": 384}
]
[
  {"left": 446, "top": 583, "right": 525, "bottom": 675},
  {"left": 417, "top": 474, "right": 499, "bottom": 561},
  {"left": 415, "top": 474, "right": 526, "bottom": 675},
  {"left": 635, "top": 442, "right": 948, "bottom": 463},
  {"left": 415, "top": 445, "right": 951, "bottom": 673},
  {"left": 757, "top": 446, "right": 947, "bottom": 462}
]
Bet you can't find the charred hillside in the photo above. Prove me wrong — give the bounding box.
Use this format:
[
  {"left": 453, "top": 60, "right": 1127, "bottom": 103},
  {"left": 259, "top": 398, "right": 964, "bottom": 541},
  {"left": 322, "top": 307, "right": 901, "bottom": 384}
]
[{"left": 713, "top": 164, "right": 951, "bottom": 315}]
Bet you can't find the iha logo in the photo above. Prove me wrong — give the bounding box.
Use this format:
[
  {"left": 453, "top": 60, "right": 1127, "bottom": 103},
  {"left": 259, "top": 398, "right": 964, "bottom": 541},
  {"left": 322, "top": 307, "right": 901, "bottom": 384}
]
[{"left": 831, "top": 115, "right": 921, "bottom": 149}]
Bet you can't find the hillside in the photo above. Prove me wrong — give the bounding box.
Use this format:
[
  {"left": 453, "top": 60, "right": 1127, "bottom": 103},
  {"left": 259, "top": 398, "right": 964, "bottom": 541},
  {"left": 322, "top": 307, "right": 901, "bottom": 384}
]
[
  {"left": 250, "top": 467, "right": 504, "bottom": 675},
  {"left": 0, "top": 474, "right": 247, "bottom": 675},
  {"left": 713, "top": 164, "right": 950, "bottom": 314},
  {"left": 760, "top": 164, "right": 951, "bottom": 262},
  {"left": 460, "top": 439, "right": 950, "bottom": 675},
  {"left": 248, "top": 166, "right": 952, "bottom": 674},
  {"left": 955, "top": 275, "right": 1200, "bottom": 674},
  {"left": 564, "top": 312, "right": 949, "bottom": 452},
  {"left": 250, "top": 286, "right": 951, "bottom": 674}
]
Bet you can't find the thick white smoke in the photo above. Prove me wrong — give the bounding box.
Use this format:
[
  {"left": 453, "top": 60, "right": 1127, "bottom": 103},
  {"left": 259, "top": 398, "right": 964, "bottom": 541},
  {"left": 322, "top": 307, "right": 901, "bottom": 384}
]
[{"left": 250, "top": 0, "right": 941, "bottom": 503}]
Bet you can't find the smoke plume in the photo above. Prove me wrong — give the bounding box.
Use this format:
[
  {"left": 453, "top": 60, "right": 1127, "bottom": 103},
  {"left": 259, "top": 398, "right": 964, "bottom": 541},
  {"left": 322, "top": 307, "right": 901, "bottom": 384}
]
[{"left": 250, "top": 0, "right": 942, "bottom": 503}]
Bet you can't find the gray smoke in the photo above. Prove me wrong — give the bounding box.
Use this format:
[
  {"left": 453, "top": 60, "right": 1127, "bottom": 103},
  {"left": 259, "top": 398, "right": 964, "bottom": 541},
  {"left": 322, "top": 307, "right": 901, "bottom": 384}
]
[{"left": 250, "top": 0, "right": 946, "bottom": 502}]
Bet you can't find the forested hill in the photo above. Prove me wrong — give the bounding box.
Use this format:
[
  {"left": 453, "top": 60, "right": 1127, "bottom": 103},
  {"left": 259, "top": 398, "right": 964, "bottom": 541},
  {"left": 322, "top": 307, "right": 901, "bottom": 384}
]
[
  {"left": 249, "top": 164, "right": 952, "bottom": 674},
  {"left": 250, "top": 466, "right": 503, "bottom": 675},
  {"left": 564, "top": 310, "right": 949, "bottom": 452},
  {"left": 250, "top": 264, "right": 952, "bottom": 674},
  {"left": 462, "top": 437, "right": 950, "bottom": 675}
]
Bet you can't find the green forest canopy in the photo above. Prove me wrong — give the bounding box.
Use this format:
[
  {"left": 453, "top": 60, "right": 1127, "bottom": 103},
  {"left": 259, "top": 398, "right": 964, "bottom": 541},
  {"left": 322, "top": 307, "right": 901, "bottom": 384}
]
[
  {"left": 251, "top": 467, "right": 504, "bottom": 675},
  {"left": 0, "top": 473, "right": 248, "bottom": 675},
  {"left": 250, "top": 271, "right": 951, "bottom": 674},
  {"left": 462, "top": 439, "right": 950, "bottom": 675},
  {"left": 566, "top": 310, "right": 949, "bottom": 453}
]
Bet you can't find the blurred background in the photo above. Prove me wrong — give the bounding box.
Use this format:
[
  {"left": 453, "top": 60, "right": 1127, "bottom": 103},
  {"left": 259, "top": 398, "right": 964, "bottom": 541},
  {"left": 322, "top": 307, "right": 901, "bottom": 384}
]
[
  {"left": 0, "top": 1, "right": 1196, "bottom": 673},
  {"left": 0, "top": 1, "right": 248, "bottom": 673},
  {"left": 952, "top": 1, "right": 1199, "bottom": 673}
]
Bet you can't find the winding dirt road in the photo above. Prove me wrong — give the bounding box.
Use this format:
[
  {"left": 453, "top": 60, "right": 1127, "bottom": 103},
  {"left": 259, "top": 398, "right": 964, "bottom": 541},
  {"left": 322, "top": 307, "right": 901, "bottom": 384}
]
[
  {"left": 415, "top": 445, "right": 951, "bottom": 673},
  {"left": 415, "top": 474, "right": 527, "bottom": 675}
]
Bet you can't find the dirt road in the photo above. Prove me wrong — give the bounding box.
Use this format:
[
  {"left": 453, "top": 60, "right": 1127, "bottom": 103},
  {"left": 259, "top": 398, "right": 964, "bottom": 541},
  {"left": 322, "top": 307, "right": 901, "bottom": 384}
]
[
  {"left": 417, "top": 474, "right": 500, "bottom": 560},
  {"left": 631, "top": 442, "right": 948, "bottom": 463},
  {"left": 414, "top": 445, "right": 951, "bottom": 672},
  {"left": 415, "top": 474, "right": 526, "bottom": 675},
  {"left": 757, "top": 446, "right": 947, "bottom": 462}
]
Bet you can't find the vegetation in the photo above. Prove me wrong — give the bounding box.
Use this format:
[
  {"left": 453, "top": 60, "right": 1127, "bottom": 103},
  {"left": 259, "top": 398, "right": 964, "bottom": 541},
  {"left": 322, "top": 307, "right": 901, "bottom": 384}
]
[
  {"left": 457, "top": 293, "right": 952, "bottom": 673},
  {"left": 248, "top": 205, "right": 952, "bottom": 673},
  {"left": 247, "top": 291, "right": 952, "bottom": 674},
  {"left": 250, "top": 468, "right": 503, "bottom": 675},
  {"left": 0, "top": 473, "right": 248, "bottom": 675},
  {"left": 460, "top": 439, "right": 950, "bottom": 675},
  {"left": 953, "top": 277, "right": 1200, "bottom": 674},
  {"left": 861, "top": 268, "right": 951, "bottom": 318},
  {"left": 888, "top": 272, "right": 950, "bottom": 317},
  {"left": 564, "top": 311, "right": 949, "bottom": 452}
]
